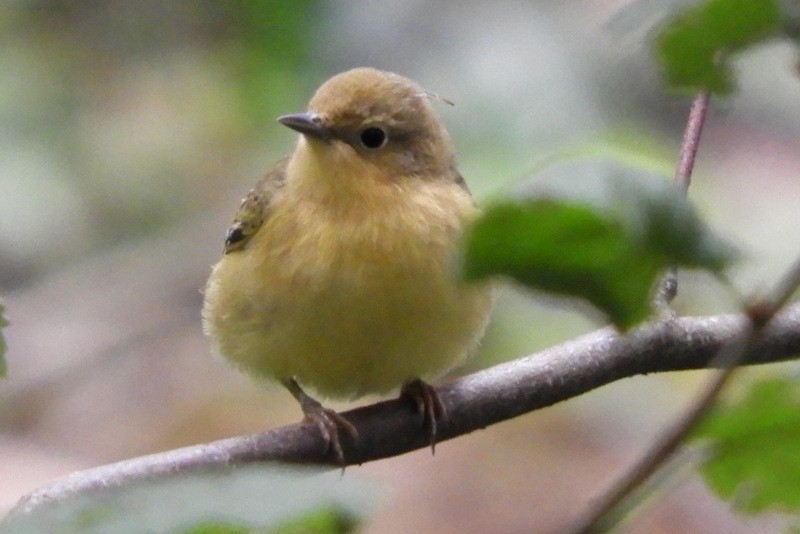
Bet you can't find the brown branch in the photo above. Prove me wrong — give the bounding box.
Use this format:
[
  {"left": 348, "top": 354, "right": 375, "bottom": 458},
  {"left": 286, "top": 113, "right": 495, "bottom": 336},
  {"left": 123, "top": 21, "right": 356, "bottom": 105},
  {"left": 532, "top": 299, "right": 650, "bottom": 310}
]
[{"left": 9, "top": 303, "right": 800, "bottom": 518}]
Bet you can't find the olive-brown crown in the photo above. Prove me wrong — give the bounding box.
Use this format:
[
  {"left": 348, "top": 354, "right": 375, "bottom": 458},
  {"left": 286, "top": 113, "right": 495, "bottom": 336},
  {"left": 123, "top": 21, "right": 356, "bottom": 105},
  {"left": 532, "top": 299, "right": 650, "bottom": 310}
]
[{"left": 306, "top": 67, "right": 456, "bottom": 177}]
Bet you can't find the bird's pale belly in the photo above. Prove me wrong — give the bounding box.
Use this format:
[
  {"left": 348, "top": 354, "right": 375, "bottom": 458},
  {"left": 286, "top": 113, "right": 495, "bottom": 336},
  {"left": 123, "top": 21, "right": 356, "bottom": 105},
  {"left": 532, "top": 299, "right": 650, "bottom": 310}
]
[{"left": 205, "top": 233, "right": 491, "bottom": 399}]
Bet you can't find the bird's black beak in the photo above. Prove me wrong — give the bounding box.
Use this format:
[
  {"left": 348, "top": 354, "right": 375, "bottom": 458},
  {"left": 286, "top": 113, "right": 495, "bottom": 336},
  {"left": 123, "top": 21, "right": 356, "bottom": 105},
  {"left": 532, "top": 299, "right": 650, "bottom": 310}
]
[{"left": 278, "top": 112, "right": 332, "bottom": 140}]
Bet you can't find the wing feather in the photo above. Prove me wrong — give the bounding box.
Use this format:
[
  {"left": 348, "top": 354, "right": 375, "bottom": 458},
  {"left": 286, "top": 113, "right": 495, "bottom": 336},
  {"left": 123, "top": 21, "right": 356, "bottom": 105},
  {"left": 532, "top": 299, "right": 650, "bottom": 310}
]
[{"left": 223, "top": 156, "right": 289, "bottom": 254}]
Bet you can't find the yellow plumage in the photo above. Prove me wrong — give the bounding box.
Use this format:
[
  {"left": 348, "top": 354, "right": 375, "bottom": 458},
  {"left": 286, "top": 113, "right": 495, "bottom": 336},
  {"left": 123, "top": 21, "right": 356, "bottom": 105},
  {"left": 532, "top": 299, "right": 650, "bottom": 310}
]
[{"left": 202, "top": 67, "right": 493, "bottom": 455}]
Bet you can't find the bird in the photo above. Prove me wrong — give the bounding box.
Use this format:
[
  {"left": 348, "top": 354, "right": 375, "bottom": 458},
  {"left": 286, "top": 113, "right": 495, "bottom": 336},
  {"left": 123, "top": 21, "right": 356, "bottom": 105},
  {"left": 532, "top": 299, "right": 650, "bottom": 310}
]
[{"left": 202, "top": 67, "right": 494, "bottom": 463}]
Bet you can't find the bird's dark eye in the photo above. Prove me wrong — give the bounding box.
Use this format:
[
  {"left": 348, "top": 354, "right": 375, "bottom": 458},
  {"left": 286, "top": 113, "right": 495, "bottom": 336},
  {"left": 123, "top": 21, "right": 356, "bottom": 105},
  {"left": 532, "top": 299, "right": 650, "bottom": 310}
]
[{"left": 359, "top": 127, "right": 387, "bottom": 149}]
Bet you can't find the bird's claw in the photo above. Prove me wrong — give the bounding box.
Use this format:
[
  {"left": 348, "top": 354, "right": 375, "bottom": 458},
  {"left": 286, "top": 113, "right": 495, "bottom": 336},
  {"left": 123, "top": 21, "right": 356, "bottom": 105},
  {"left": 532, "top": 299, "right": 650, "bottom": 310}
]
[
  {"left": 285, "top": 378, "right": 358, "bottom": 466},
  {"left": 401, "top": 378, "right": 447, "bottom": 454},
  {"left": 300, "top": 397, "right": 358, "bottom": 466}
]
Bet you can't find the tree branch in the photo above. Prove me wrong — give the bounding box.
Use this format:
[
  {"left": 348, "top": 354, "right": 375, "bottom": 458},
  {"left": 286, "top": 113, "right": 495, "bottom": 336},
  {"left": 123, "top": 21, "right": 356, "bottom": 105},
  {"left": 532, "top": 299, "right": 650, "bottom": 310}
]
[{"left": 10, "top": 303, "right": 800, "bottom": 517}]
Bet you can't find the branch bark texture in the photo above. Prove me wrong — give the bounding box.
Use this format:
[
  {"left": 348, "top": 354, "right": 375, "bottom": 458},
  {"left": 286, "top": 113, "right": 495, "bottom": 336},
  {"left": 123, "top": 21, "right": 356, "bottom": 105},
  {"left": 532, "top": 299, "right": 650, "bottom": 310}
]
[{"left": 11, "top": 304, "right": 800, "bottom": 516}]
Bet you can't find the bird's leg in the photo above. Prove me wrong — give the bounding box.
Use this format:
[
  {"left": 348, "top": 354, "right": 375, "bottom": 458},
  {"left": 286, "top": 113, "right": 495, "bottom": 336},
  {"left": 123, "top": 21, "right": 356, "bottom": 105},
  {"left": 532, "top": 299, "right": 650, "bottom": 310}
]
[
  {"left": 283, "top": 377, "right": 358, "bottom": 465},
  {"left": 400, "top": 378, "right": 448, "bottom": 454}
]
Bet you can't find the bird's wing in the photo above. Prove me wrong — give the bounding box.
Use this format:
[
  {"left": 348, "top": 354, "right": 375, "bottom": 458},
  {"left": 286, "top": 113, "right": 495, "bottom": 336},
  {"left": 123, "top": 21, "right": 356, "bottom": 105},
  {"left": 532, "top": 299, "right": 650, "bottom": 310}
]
[
  {"left": 453, "top": 169, "right": 471, "bottom": 195},
  {"left": 223, "top": 156, "right": 289, "bottom": 254}
]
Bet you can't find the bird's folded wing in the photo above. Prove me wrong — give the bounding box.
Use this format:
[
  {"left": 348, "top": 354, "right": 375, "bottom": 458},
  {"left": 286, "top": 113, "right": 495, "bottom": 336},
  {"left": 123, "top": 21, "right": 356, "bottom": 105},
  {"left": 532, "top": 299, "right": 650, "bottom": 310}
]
[{"left": 223, "top": 156, "right": 289, "bottom": 254}]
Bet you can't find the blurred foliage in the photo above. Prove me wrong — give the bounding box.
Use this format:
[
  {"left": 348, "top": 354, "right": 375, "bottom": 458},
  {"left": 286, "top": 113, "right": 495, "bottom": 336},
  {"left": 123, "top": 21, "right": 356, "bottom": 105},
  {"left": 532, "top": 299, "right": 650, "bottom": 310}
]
[
  {"left": 2, "top": 465, "right": 372, "bottom": 534},
  {"left": 264, "top": 505, "right": 359, "bottom": 534},
  {"left": 654, "top": 0, "right": 782, "bottom": 93},
  {"left": 694, "top": 377, "right": 800, "bottom": 514},
  {"left": 183, "top": 505, "right": 358, "bottom": 534},
  {"left": 464, "top": 157, "right": 736, "bottom": 329},
  {"left": 181, "top": 524, "right": 253, "bottom": 534},
  {"left": 229, "top": 1, "right": 323, "bottom": 125},
  {"left": 650, "top": 0, "right": 800, "bottom": 523},
  {"left": 466, "top": 198, "right": 658, "bottom": 329},
  {"left": 0, "top": 1, "right": 322, "bottom": 288}
]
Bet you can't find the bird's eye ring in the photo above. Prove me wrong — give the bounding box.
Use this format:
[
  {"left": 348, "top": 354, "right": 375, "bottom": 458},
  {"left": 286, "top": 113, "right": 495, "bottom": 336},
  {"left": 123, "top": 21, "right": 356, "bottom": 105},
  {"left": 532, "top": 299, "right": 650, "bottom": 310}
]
[{"left": 359, "top": 127, "right": 388, "bottom": 149}]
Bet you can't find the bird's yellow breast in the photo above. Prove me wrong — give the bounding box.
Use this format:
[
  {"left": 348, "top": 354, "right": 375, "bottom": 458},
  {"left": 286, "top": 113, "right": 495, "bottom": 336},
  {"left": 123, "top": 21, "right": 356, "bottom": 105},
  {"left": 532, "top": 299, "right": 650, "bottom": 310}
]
[{"left": 203, "top": 141, "right": 493, "bottom": 398}]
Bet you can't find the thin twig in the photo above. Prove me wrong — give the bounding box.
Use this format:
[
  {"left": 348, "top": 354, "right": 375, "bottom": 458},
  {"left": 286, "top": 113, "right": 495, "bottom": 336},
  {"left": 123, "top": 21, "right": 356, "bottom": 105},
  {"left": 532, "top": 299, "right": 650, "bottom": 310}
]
[
  {"left": 656, "top": 90, "right": 711, "bottom": 308},
  {"left": 674, "top": 90, "right": 710, "bottom": 194}
]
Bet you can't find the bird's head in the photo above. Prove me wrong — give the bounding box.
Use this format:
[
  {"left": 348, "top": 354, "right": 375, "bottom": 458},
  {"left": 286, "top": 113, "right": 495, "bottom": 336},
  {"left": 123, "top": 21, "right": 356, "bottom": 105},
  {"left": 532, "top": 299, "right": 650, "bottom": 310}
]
[{"left": 279, "top": 68, "right": 457, "bottom": 181}]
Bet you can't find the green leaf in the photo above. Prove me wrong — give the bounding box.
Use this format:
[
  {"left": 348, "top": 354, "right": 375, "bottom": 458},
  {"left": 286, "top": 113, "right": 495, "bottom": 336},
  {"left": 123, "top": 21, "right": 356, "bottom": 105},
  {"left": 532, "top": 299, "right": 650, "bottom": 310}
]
[
  {"left": 181, "top": 523, "right": 251, "bottom": 534},
  {"left": 182, "top": 505, "right": 358, "bottom": 534},
  {"left": 654, "top": 0, "right": 782, "bottom": 94},
  {"left": 1, "top": 465, "right": 375, "bottom": 534},
  {"left": 229, "top": 2, "right": 324, "bottom": 128},
  {"left": 464, "top": 157, "right": 736, "bottom": 329},
  {"left": 694, "top": 377, "right": 800, "bottom": 514},
  {"left": 0, "top": 299, "right": 7, "bottom": 377},
  {"left": 607, "top": 176, "right": 736, "bottom": 272},
  {"left": 466, "top": 199, "right": 658, "bottom": 328},
  {"left": 267, "top": 505, "right": 359, "bottom": 534}
]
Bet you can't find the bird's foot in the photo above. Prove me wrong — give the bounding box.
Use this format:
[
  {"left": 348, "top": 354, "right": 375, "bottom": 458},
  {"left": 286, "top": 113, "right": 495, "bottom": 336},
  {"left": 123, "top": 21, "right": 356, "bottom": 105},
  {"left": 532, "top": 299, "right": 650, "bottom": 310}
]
[
  {"left": 400, "top": 378, "right": 447, "bottom": 454},
  {"left": 284, "top": 378, "right": 357, "bottom": 466}
]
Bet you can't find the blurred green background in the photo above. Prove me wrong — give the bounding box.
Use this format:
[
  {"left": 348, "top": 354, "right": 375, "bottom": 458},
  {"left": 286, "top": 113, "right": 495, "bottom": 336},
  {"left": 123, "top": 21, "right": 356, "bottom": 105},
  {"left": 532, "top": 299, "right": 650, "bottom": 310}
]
[{"left": 2, "top": 1, "right": 800, "bottom": 532}]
